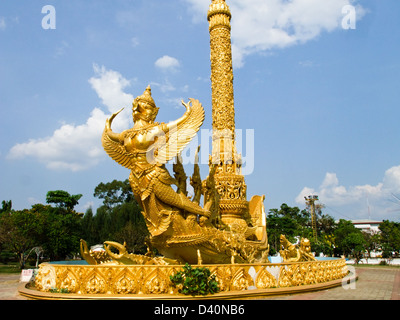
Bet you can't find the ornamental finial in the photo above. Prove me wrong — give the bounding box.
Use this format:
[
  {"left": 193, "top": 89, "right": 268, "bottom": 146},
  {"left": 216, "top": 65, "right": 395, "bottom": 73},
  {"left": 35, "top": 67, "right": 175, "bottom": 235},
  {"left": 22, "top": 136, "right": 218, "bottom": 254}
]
[{"left": 135, "top": 85, "right": 156, "bottom": 108}]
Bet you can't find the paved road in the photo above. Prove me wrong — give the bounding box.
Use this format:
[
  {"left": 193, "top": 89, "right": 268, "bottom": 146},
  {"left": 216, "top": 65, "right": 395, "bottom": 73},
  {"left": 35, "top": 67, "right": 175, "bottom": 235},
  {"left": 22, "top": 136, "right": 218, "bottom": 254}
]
[
  {"left": 0, "top": 274, "right": 27, "bottom": 300},
  {"left": 1, "top": 266, "right": 399, "bottom": 300},
  {"left": 266, "top": 266, "right": 400, "bottom": 300}
]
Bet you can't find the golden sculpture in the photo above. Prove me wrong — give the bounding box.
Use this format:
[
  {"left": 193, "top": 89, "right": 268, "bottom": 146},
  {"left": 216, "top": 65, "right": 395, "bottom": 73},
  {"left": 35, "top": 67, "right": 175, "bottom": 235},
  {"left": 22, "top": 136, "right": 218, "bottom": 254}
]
[
  {"left": 279, "top": 235, "right": 317, "bottom": 262},
  {"left": 94, "top": 83, "right": 269, "bottom": 265},
  {"left": 103, "top": 86, "right": 209, "bottom": 233},
  {"left": 29, "top": 1, "right": 352, "bottom": 299},
  {"left": 80, "top": 0, "right": 269, "bottom": 266}
]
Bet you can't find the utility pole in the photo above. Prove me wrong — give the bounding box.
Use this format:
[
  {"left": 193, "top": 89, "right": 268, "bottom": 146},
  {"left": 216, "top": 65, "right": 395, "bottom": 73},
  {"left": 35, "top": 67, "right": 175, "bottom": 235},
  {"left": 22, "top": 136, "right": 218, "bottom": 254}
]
[{"left": 305, "top": 195, "right": 319, "bottom": 241}]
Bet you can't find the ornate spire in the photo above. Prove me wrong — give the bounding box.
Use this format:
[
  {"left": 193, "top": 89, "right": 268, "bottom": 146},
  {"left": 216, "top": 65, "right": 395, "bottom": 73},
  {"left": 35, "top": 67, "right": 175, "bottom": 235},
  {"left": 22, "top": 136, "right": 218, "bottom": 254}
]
[
  {"left": 135, "top": 85, "right": 156, "bottom": 108},
  {"left": 208, "top": 0, "right": 231, "bottom": 32}
]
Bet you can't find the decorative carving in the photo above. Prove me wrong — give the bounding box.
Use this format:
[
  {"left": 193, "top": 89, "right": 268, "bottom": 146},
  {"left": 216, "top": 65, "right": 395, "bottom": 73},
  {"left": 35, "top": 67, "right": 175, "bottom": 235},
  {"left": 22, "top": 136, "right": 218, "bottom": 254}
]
[
  {"left": 279, "top": 235, "right": 317, "bottom": 262},
  {"left": 231, "top": 267, "right": 254, "bottom": 291},
  {"left": 35, "top": 259, "right": 348, "bottom": 295},
  {"left": 34, "top": 264, "right": 56, "bottom": 292},
  {"left": 255, "top": 268, "right": 277, "bottom": 289}
]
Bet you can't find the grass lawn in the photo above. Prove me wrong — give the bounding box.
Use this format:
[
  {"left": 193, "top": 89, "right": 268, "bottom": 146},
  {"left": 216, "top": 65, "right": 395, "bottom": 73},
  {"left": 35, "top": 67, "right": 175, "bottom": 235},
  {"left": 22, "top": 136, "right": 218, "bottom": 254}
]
[
  {"left": 353, "top": 263, "right": 400, "bottom": 269},
  {"left": 0, "top": 263, "right": 27, "bottom": 274}
]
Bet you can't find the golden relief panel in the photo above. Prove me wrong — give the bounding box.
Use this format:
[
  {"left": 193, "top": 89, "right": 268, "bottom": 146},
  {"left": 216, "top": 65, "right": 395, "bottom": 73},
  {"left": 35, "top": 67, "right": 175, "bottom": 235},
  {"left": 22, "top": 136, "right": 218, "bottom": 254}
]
[{"left": 35, "top": 259, "right": 348, "bottom": 296}]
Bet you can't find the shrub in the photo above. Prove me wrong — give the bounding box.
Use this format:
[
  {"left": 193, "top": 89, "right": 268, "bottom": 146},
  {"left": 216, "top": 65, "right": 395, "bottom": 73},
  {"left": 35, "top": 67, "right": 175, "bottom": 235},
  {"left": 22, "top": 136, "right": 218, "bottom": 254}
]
[{"left": 170, "top": 263, "right": 219, "bottom": 296}]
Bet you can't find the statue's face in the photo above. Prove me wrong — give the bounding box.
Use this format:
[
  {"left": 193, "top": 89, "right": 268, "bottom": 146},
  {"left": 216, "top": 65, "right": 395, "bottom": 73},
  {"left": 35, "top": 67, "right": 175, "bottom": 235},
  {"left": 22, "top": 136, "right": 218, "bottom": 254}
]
[
  {"left": 133, "top": 101, "right": 158, "bottom": 123},
  {"left": 301, "top": 239, "right": 311, "bottom": 252}
]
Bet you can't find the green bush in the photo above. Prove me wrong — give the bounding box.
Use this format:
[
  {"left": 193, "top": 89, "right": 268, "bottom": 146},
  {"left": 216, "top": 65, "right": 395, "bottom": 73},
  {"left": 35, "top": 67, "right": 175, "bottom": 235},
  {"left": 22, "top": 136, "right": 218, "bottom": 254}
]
[
  {"left": 49, "top": 287, "right": 69, "bottom": 294},
  {"left": 170, "top": 263, "right": 220, "bottom": 296}
]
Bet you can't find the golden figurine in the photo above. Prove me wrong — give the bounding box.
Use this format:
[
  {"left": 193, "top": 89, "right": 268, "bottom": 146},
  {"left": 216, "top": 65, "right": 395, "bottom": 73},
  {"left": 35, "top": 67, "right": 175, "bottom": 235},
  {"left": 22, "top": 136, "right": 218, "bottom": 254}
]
[
  {"left": 95, "top": 85, "right": 269, "bottom": 264},
  {"left": 279, "top": 235, "right": 317, "bottom": 262},
  {"left": 103, "top": 86, "right": 209, "bottom": 237}
]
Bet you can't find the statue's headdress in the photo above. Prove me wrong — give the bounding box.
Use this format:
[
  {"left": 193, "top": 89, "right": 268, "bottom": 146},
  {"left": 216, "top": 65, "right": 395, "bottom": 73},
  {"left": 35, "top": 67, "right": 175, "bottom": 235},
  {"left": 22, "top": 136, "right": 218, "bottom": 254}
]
[
  {"left": 133, "top": 85, "right": 157, "bottom": 109},
  {"left": 132, "top": 85, "right": 159, "bottom": 121}
]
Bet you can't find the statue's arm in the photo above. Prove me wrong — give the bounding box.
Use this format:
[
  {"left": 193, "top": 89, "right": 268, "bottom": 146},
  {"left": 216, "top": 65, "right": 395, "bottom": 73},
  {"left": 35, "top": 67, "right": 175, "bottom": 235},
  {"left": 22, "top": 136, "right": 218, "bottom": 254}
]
[
  {"left": 105, "top": 129, "right": 124, "bottom": 143},
  {"left": 164, "top": 100, "right": 192, "bottom": 132},
  {"left": 105, "top": 108, "right": 124, "bottom": 143}
]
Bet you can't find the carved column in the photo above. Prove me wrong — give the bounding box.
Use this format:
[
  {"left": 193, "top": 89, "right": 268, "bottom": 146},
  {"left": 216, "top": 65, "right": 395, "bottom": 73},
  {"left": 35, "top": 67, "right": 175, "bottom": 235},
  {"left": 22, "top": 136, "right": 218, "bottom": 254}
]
[{"left": 208, "top": 0, "right": 248, "bottom": 228}]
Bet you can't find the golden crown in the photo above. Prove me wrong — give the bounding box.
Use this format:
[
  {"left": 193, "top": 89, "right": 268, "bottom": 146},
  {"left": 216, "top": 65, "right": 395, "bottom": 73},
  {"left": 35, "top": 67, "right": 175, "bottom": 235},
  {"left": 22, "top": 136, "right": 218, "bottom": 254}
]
[{"left": 134, "top": 85, "right": 156, "bottom": 108}]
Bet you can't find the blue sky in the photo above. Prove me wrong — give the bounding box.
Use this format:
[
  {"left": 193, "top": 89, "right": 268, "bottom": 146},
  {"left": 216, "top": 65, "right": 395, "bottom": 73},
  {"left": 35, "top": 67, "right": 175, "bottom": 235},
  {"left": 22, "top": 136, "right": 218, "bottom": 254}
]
[{"left": 1, "top": 0, "right": 400, "bottom": 222}]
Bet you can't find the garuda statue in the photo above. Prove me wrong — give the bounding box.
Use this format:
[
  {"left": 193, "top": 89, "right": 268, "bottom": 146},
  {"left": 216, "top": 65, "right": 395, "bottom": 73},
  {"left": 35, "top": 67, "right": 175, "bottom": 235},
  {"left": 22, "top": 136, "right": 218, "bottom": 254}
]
[
  {"left": 81, "top": 86, "right": 268, "bottom": 265},
  {"left": 279, "top": 235, "right": 316, "bottom": 262}
]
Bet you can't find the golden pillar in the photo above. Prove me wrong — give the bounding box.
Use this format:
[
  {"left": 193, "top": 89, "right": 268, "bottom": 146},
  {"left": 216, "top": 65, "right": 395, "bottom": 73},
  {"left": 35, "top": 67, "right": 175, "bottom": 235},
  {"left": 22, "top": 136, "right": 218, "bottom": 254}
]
[{"left": 208, "top": 0, "right": 249, "bottom": 228}]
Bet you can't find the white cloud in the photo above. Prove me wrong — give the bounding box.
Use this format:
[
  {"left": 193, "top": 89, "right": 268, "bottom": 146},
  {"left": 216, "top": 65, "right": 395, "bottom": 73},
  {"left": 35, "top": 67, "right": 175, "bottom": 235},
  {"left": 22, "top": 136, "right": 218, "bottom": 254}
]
[
  {"left": 150, "top": 79, "right": 176, "bottom": 93},
  {"left": 82, "top": 201, "right": 95, "bottom": 211},
  {"left": 383, "top": 166, "right": 400, "bottom": 191},
  {"left": 89, "top": 64, "right": 134, "bottom": 114},
  {"left": 8, "top": 108, "right": 108, "bottom": 171},
  {"left": 185, "top": 0, "right": 366, "bottom": 68},
  {"left": 88, "top": 64, "right": 134, "bottom": 131},
  {"left": 131, "top": 37, "right": 140, "bottom": 47},
  {"left": 295, "top": 166, "right": 400, "bottom": 220},
  {"left": 155, "top": 55, "right": 180, "bottom": 71},
  {"left": 55, "top": 41, "right": 69, "bottom": 57},
  {"left": 7, "top": 65, "right": 135, "bottom": 171},
  {"left": 0, "top": 17, "right": 6, "bottom": 31},
  {"left": 299, "top": 60, "right": 319, "bottom": 68}
]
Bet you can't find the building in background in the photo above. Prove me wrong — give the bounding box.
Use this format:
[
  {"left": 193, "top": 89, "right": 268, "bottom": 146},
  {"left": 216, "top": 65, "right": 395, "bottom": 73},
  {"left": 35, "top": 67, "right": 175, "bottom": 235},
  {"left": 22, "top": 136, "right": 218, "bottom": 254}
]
[{"left": 351, "top": 220, "right": 382, "bottom": 234}]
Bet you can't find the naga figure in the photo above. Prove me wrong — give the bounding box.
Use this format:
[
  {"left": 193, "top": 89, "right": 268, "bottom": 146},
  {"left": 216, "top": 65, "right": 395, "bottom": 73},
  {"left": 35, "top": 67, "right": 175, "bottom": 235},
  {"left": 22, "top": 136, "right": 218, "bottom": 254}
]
[
  {"left": 279, "top": 235, "right": 316, "bottom": 262},
  {"left": 81, "top": 86, "right": 268, "bottom": 265}
]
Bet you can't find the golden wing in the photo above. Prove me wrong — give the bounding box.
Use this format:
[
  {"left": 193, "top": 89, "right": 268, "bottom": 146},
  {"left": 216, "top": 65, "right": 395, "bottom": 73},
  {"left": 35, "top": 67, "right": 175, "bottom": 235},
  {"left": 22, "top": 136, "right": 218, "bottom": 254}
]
[
  {"left": 102, "top": 130, "right": 135, "bottom": 169},
  {"left": 154, "top": 98, "right": 205, "bottom": 164}
]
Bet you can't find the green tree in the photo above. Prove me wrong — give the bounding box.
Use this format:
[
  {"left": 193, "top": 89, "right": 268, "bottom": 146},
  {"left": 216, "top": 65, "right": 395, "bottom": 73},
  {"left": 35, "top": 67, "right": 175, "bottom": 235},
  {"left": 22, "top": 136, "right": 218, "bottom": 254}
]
[
  {"left": 0, "top": 209, "right": 41, "bottom": 268},
  {"left": 362, "top": 231, "right": 380, "bottom": 260},
  {"left": 311, "top": 214, "right": 337, "bottom": 256},
  {"left": 93, "top": 179, "right": 134, "bottom": 208},
  {"left": 32, "top": 204, "right": 82, "bottom": 261},
  {"left": 267, "top": 204, "right": 310, "bottom": 254},
  {"left": 0, "top": 200, "right": 12, "bottom": 214},
  {"left": 379, "top": 220, "right": 400, "bottom": 258},
  {"left": 113, "top": 220, "right": 149, "bottom": 254},
  {"left": 84, "top": 180, "right": 147, "bottom": 252},
  {"left": 316, "top": 214, "right": 336, "bottom": 236},
  {"left": 334, "top": 219, "right": 366, "bottom": 260},
  {"left": 1, "top": 191, "right": 85, "bottom": 265},
  {"left": 46, "top": 190, "right": 82, "bottom": 211},
  {"left": 80, "top": 207, "right": 97, "bottom": 245}
]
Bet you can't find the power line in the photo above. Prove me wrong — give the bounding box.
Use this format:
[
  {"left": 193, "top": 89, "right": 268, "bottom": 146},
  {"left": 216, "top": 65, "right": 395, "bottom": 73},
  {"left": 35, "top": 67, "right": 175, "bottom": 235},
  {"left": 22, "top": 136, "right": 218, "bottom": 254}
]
[{"left": 323, "top": 205, "right": 354, "bottom": 221}]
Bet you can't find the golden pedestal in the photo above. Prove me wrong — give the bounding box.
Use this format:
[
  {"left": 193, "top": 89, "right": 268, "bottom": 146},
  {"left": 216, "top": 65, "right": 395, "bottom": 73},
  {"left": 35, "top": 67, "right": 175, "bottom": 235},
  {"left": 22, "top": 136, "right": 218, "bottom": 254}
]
[{"left": 21, "top": 258, "right": 350, "bottom": 300}]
